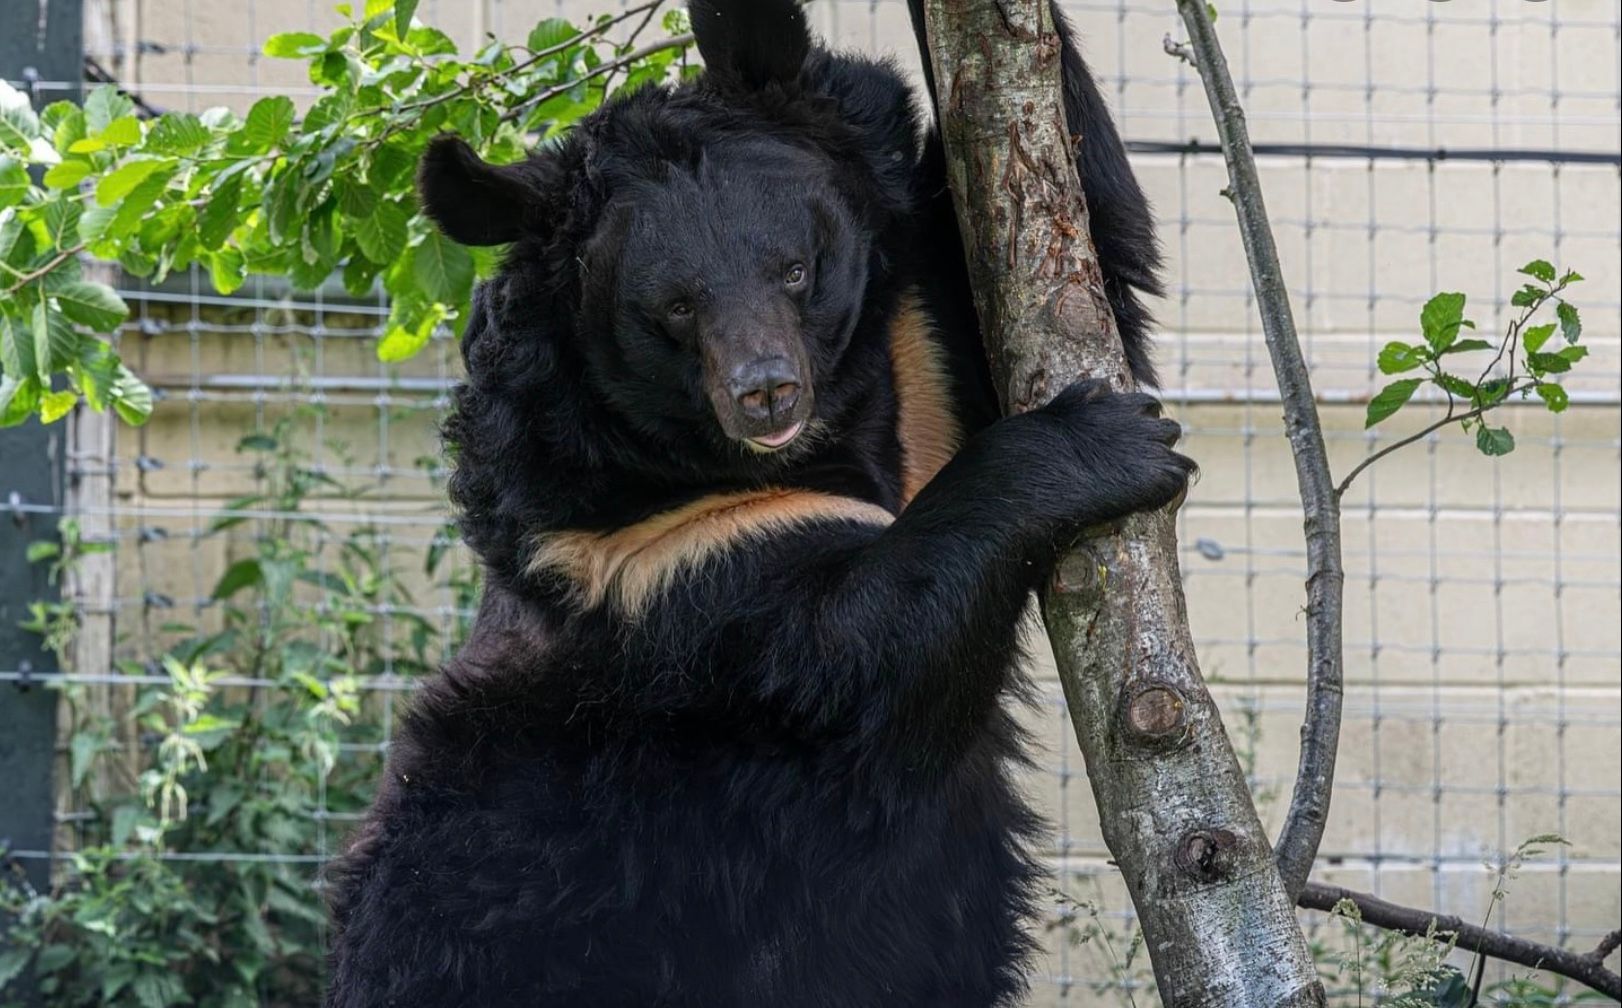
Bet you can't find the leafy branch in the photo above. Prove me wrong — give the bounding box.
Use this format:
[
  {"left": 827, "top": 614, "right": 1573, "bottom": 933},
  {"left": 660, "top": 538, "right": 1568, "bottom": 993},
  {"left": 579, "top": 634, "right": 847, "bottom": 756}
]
[
  {"left": 1342, "top": 261, "right": 1588, "bottom": 497},
  {"left": 0, "top": 0, "right": 695, "bottom": 429}
]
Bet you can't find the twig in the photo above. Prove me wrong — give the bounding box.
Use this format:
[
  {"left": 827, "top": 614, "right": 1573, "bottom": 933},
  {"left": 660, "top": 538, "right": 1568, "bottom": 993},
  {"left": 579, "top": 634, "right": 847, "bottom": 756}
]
[
  {"left": 2, "top": 245, "right": 86, "bottom": 299},
  {"left": 1161, "top": 34, "right": 1196, "bottom": 67},
  {"left": 1300, "top": 881, "right": 1622, "bottom": 999},
  {"left": 1596, "top": 929, "right": 1622, "bottom": 962},
  {"left": 597, "top": 0, "right": 668, "bottom": 98},
  {"left": 500, "top": 34, "right": 694, "bottom": 125},
  {"left": 1332, "top": 385, "right": 1533, "bottom": 500},
  {"left": 1175, "top": 0, "right": 1343, "bottom": 903},
  {"left": 364, "top": 1, "right": 679, "bottom": 147}
]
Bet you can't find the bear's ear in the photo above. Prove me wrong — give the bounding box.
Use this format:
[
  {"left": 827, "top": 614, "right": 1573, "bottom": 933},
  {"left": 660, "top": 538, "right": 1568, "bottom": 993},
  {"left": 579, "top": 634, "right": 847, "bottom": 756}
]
[
  {"left": 418, "top": 135, "right": 547, "bottom": 247},
  {"left": 689, "top": 0, "right": 809, "bottom": 92}
]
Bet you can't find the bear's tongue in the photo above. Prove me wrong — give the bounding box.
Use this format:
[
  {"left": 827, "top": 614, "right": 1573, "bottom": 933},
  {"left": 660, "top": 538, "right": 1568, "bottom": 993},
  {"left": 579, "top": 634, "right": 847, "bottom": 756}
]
[{"left": 746, "top": 421, "right": 804, "bottom": 451}]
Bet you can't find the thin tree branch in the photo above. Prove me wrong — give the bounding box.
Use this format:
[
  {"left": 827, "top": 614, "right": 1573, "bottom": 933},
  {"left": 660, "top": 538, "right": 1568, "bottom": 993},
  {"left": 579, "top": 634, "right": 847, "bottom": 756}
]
[
  {"left": 1, "top": 246, "right": 86, "bottom": 299},
  {"left": 1174, "top": 0, "right": 1343, "bottom": 903},
  {"left": 500, "top": 34, "right": 694, "bottom": 125},
  {"left": 1332, "top": 385, "right": 1534, "bottom": 500},
  {"left": 1299, "top": 881, "right": 1622, "bottom": 999},
  {"left": 1595, "top": 929, "right": 1622, "bottom": 963}
]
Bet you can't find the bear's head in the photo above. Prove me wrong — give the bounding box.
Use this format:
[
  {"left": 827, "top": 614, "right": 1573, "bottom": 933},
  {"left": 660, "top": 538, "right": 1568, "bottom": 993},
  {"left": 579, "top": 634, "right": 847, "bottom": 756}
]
[{"left": 420, "top": 1, "right": 925, "bottom": 556}]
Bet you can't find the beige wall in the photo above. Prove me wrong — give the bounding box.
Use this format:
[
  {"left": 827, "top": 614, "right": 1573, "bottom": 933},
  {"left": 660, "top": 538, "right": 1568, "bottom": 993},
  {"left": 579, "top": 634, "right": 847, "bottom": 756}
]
[{"left": 84, "top": 0, "right": 1620, "bottom": 1001}]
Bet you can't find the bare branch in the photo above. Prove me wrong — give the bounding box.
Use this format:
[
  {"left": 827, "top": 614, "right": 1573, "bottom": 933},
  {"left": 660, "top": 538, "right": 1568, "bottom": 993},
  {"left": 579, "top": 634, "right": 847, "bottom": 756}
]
[
  {"left": 1595, "top": 929, "right": 1622, "bottom": 963},
  {"left": 1173, "top": 0, "right": 1343, "bottom": 902},
  {"left": 1299, "top": 881, "right": 1622, "bottom": 999}
]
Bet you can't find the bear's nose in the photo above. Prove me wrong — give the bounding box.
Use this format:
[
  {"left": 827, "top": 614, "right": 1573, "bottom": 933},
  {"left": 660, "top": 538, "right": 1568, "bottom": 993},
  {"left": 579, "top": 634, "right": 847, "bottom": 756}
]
[{"left": 728, "top": 357, "right": 801, "bottom": 424}]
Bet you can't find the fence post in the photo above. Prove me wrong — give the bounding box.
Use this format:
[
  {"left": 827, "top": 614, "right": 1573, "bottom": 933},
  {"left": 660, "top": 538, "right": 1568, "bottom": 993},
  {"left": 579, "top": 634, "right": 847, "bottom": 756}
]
[{"left": 0, "top": 0, "right": 84, "bottom": 903}]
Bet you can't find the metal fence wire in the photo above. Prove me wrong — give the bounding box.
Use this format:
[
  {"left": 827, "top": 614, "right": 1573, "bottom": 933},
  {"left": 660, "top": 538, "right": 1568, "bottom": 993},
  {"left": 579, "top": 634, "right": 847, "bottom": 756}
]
[{"left": 3, "top": 0, "right": 1619, "bottom": 1003}]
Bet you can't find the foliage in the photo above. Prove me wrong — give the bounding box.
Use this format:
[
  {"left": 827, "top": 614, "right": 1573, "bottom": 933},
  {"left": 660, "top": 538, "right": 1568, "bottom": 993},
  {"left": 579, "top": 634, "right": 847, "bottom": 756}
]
[
  {"left": 0, "top": 0, "right": 694, "bottom": 428},
  {"left": 0, "top": 410, "right": 478, "bottom": 1007},
  {"left": 1364, "top": 262, "right": 1588, "bottom": 457}
]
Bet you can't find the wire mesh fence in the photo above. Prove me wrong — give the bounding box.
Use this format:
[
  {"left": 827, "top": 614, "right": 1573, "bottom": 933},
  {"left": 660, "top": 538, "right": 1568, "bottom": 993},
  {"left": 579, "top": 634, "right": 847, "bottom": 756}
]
[{"left": 3, "top": 0, "right": 1618, "bottom": 1003}]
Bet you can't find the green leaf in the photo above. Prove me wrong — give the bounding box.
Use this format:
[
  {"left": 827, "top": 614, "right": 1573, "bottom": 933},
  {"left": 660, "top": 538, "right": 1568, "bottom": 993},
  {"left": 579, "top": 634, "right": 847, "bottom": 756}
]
[
  {"left": 32, "top": 298, "right": 76, "bottom": 380},
  {"left": 82, "top": 85, "right": 134, "bottom": 134},
  {"left": 38, "top": 388, "right": 78, "bottom": 423},
  {"left": 395, "top": 0, "right": 420, "bottom": 36},
  {"left": 1556, "top": 301, "right": 1580, "bottom": 344},
  {"left": 0, "top": 313, "right": 32, "bottom": 376},
  {"left": 1557, "top": 269, "right": 1583, "bottom": 285},
  {"left": 70, "top": 337, "right": 118, "bottom": 410},
  {"left": 355, "top": 201, "right": 409, "bottom": 263},
  {"left": 241, "top": 95, "right": 296, "bottom": 153},
  {"left": 1510, "top": 284, "right": 1542, "bottom": 307},
  {"left": 412, "top": 228, "right": 474, "bottom": 303},
  {"left": 1364, "top": 378, "right": 1424, "bottom": 428},
  {"left": 1521, "top": 323, "right": 1557, "bottom": 355},
  {"left": 68, "top": 113, "right": 140, "bottom": 150},
  {"left": 0, "top": 85, "right": 41, "bottom": 153},
  {"left": 1517, "top": 259, "right": 1556, "bottom": 283},
  {"left": 108, "top": 364, "right": 152, "bottom": 425},
  {"left": 212, "top": 558, "right": 263, "bottom": 598},
  {"left": 42, "top": 196, "right": 81, "bottom": 249},
  {"left": 377, "top": 302, "right": 448, "bottom": 363},
  {"left": 263, "top": 31, "right": 328, "bottom": 58},
  {"left": 1535, "top": 383, "right": 1569, "bottom": 413},
  {"left": 1376, "top": 341, "right": 1429, "bottom": 374},
  {"left": 336, "top": 179, "right": 378, "bottom": 218},
  {"left": 1434, "top": 372, "right": 1477, "bottom": 401},
  {"left": 77, "top": 204, "right": 117, "bottom": 246},
  {"left": 145, "top": 112, "right": 209, "bottom": 154},
  {"left": 1439, "top": 338, "right": 1493, "bottom": 355},
  {"left": 107, "top": 168, "right": 177, "bottom": 239},
  {"left": 528, "top": 17, "right": 580, "bottom": 53},
  {"left": 97, "top": 115, "right": 142, "bottom": 147},
  {"left": 0, "top": 947, "right": 30, "bottom": 987},
  {"left": 0, "top": 373, "right": 41, "bottom": 426},
  {"left": 70, "top": 730, "right": 102, "bottom": 787},
  {"left": 1475, "top": 425, "right": 1514, "bottom": 457},
  {"left": 208, "top": 247, "right": 247, "bottom": 295},
  {"left": 1558, "top": 344, "right": 1588, "bottom": 364},
  {"left": 95, "top": 158, "right": 173, "bottom": 204},
  {"left": 197, "top": 174, "right": 244, "bottom": 250},
  {"left": 110, "top": 804, "right": 140, "bottom": 848},
  {"left": 376, "top": 323, "right": 426, "bottom": 363},
  {"left": 1477, "top": 377, "right": 1512, "bottom": 406},
  {"left": 1419, "top": 292, "right": 1468, "bottom": 352},
  {"left": 53, "top": 280, "right": 129, "bottom": 332},
  {"left": 1528, "top": 352, "right": 1571, "bottom": 374},
  {"left": 0, "top": 206, "right": 35, "bottom": 266},
  {"left": 0, "top": 155, "right": 29, "bottom": 207},
  {"left": 48, "top": 103, "right": 85, "bottom": 156},
  {"left": 41, "top": 158, "right": 91, "bottom": 189}
]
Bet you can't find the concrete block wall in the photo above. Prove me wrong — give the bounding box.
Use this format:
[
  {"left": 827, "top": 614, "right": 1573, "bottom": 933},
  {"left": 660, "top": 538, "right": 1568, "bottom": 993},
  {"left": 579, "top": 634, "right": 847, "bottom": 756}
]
[{"left": 79, "top": 0, "right": 1620, "bottom": 1001}]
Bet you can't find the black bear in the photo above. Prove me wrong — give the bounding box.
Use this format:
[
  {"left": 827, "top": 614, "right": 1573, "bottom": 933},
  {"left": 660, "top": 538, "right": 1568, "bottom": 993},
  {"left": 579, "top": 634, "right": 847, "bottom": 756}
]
[{"left": 323, "top": 2, "right": 1185, "bottom": 1005}]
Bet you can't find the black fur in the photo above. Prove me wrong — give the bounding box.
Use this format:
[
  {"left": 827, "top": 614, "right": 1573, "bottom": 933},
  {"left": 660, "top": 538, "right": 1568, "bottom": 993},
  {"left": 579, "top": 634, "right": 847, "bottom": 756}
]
[{"left": 324, "top": 3, "right": 1184, "bottom": 1005}]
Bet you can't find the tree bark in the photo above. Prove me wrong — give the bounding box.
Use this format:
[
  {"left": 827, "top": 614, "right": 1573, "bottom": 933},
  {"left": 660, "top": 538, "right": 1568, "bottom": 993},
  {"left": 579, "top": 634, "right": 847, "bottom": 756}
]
[{"left": 918, "top": 2, "right": 1324, "bottom": 1004}]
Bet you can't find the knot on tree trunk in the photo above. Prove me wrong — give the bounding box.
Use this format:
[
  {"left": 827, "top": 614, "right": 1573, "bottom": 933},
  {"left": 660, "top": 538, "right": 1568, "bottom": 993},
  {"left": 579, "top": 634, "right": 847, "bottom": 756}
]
[
  {"left": 1120, "top": 682, "right": 1192, "bottom": 751},
  {"left": 1174, "top": 828, "right": 1241, "bottom": 882}
]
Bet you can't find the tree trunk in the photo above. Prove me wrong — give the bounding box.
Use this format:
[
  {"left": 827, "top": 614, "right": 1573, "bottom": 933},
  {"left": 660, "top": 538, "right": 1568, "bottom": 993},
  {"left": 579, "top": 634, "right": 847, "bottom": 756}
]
[{"left": 918, "top": 3, "right": 1324, "bottom": 1003}]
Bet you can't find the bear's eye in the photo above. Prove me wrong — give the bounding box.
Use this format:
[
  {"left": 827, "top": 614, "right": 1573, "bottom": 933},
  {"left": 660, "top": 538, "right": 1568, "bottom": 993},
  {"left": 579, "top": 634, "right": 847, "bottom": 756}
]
[
  {"left": 784, "top": 263, "right": 807, "bottom": 288},
  {"left": 667, "top": 300, "right": 694, "bottom": 321}
]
